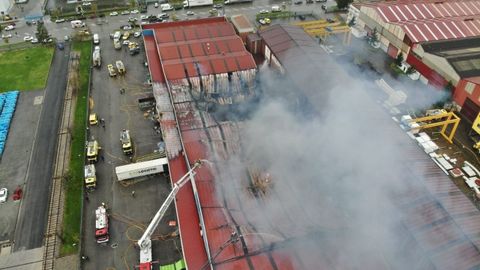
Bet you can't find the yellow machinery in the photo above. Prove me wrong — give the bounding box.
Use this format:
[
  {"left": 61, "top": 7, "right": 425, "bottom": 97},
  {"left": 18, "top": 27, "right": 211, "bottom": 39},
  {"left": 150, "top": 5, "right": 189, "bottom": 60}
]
[
  {"left": 84, "top": 164, "right": 97, "bottom": 190},
  {"left": 120, "top": 129, "right": 133, "bottom": 155},
  {"left": 293, "top": 20, "right": 351, "bottom": 45},
  {"left": 408, "top": 111, "right": 460, "bottom": 144},
  {"left": 471, "top": 113, "right": 480, "bottom": 150},
  {"left": 87, "top": 140, "right": 101, "bottom": 163}
]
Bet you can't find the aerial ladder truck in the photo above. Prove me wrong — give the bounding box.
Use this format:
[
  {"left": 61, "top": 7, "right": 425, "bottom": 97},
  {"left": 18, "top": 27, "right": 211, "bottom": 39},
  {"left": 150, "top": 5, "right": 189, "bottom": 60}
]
[{"left": 137, "top": 160, "right": 206, "bottom": 270}]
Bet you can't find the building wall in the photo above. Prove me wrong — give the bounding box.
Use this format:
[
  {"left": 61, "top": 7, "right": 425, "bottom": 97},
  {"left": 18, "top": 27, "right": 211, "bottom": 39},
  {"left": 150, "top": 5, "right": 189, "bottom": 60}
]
[
  {"left": 454, "top": 79, "right": 480, "bottom": 107},
  {"left": 406, "top": 53, "right": 448, "bottom": 88}
]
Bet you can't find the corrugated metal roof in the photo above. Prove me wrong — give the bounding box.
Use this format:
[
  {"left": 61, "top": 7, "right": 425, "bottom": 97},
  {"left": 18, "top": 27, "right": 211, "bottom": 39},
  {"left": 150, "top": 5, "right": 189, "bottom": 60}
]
[
  {"left": 364, "top": 0, "right": 480, "bottom": 43},
  {"left": 144, "top": 17, "right": 256, "bottom": 83},
  {"left": 230, "top": 14, "right": 255, "bottom": 33}
]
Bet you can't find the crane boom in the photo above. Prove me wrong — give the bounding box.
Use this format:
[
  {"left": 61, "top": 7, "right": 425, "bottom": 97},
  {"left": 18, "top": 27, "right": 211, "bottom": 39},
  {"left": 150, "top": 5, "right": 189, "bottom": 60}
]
[{"left": 138, "top": 160, "right": 205, "bottom": 268}]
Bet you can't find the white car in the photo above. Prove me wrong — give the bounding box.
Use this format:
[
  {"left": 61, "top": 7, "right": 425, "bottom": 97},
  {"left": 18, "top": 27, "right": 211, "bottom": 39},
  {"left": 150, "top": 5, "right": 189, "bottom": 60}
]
[
  {"left": 122, "top": 40, "right": 130, "bottom": 46},
  {"left": 130, "top": 9, "right": 139, "bottom": 14},
  {"left": 186, "top": 11, "right": 195, "bottom": 16},
  {"left": 154, "top": 2, "right": 159, "bottom": 8},
  {"left": 259, "top": 9, "right": 269, "bottom": 14},
  {"left": 110, "top": 11, "right": 119, "bottom": 16},
  {"left": 2, "top": 33, "right": 12, "bottom": 39},
  {"left": 122, "top": 25, "right": 132, "bottom": 30},
  {"left": 0, "top": 188, "right": 7, "bottom": 203},
  {"left": 4, "top": 25, "right": 15, "bottom": 31},
  {"left": 31, "top": 38, "right": 39, "bottom": 44},
  {"left": 133, "top": 31, "right": 141, "bottom": 38},
  {"left": 82, "top": 2, "right": 91, "bottom": 6},
  {"left": 23, "top": 36, "right": 33, "bottom": 41},
  {"left": 121, "top": 10, "right": 130, "bottom": 15},
  {"left": 55, "top": 19, "right": 65, "bottom": 23}
]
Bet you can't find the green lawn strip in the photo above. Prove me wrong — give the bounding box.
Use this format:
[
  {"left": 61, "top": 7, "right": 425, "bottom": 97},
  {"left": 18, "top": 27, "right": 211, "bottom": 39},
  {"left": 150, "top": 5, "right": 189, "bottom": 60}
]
[
  {"left": 61, "top": 41, "right": 91, "bottom": 255},
  {"left": 0, "top": 46, "right": 54, "bottom": 92},
  {"left": 256, "top": 11, "right": 293, "bottom": 20}
]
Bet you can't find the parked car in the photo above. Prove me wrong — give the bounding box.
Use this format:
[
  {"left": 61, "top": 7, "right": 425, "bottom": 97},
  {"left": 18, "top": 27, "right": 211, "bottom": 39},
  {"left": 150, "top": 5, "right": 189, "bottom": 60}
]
[
  {"left": 55, "top": 18, "right": 65, "bottom": 23},
  {"left": 4, "top": 25, "right": 15, "bottom": 31},
  {"left": 110, "top": 11, "right": 119, "bottom": 16},
  {"left": 186, "top": 11, "right": 195, "bottom": 16},
  {"left": 327, "top": 18, "right": 336, "bottom": 23},
  {"left": 140, "top": 15, "right": 149, "bottom": 20},
  {"left": 154, "top": 2, "right": 159, "bottom": 8},
  {"left": 133, "top": 31, "right": 142, "bottom": 38},
  {"left": 316, "top": 0, "right": 327, "bottom": 2},
  {"left": 57, "top": 42, "right": 65, "bottom": 50},
  {"left": 130, "top": 9, "right": 139, "bottom": 14},
  {"left": 259, "top": 9, "right": 268, "bottom": 14},
  {"left": 294, "top": 0, "right": 303, "bottom": 4},
  {"left": 158, "top": 13, "right": 169, "bottom": 19},
  {"left": 23, "top": 35, "right": 33, "bottom": 41},
  {"left": 121, "top": 10, "right": 130, "bottom": 15},
  {"left": 128, "top": 17, "right": 138, "bottom": 22},
  {"left": 306, "top": 0, "right": 314, "bottom": 3},
  {"left": 122, "top": 40, "right": 130, "bottom": 46},
  {"left": 2, "top": 34, "right": 12, "bottom": 39},
  {"left": 264, "top": 18, "right": 271, "bottom": 24},
  {"left": 122, "top": 25, "right": 132, "bottom": 30},
  {"left": 31, "top": 38, "right": 39, "bottom": 44},
  {"left": 213, "top": 4, "right": 222, "bottom": 8},
  {"left": 0, "top": 188, "right": 7, "bottom": 203}
]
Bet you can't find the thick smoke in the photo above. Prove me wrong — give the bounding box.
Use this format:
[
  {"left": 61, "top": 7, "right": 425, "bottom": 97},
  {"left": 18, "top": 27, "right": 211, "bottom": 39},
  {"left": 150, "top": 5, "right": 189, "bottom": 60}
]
[{"left": 209, "top": 45, "right": 446, "bottom": 268}]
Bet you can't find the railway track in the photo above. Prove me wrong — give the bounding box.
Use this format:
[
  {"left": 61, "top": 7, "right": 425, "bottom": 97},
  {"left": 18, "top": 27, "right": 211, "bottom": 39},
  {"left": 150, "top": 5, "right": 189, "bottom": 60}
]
[{"left": 42, "top": 52, "right": 79, "bottom": 270}]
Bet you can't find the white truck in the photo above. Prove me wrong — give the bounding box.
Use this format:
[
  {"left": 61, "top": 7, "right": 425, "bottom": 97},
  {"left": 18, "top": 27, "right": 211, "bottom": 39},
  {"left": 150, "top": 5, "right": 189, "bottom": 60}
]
[
  {"left": 224, "top": 0, "right": 253, "bottom": 4},
  {"left": 92, "top": 47, "right": 101, "bottom": 67},
  {"left": 161, "top": 3, "right": 173, "bottom": 11},
  {"left": 115, "top": 158, "right": 168, "bottom": 181},
  {"left": 71, "top": 20, "right": 85, "bottom": 28},
  {"left": 183, "top": 0, "right": 213, "bottom": 7},
  {"left": 95, "top": 204, "right": 109, "bottom": 244},
  {"left": 93, "top": 33, "right": 99, "bottom": 44},
  {"left": 84, "top": 164, "right": 97, "bottom": 190}
]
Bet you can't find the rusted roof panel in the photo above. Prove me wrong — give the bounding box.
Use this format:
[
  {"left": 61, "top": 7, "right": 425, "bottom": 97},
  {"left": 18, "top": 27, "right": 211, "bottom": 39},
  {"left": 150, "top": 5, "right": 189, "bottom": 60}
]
[
  {"left": 227, "top": 38, "right": 244, "bottom": 52},
  {"left": 155, "top": 29, "right": 174, "bottom": 43},
  {"left": 216, "top": 40, "right": 229, "bottom": 53},
  {"left": 173, "top": 29, "right": 185, "bottom": 41},
  {"left": 224, "top": 57, "right": 238, "bottom": 72},
  {"left": 237, "top": 54, "right": 256, "bottom": 70},
  {"left": 184, "top": 62, "right": 198, "bottom": 78},
  {"left": 196, "top": 27, "right": 210, "bottom": 39},
  {"left": 183, "top": 27, "right": 197, "bottom": 40},
  {"left": 178, "top": 44, "right": 191, "bottom": 59},
  {"left": 211, "top": 58, "right": 228, "bottom": 74},
  {"left": 190, "top": 43, "right": 205, "bottom": 57},
  {"left": 164, "top": 64, "right": 185, "bottom": 80},
  {"left": 159, "top": 46, "right": 179, "bottom": 60}
]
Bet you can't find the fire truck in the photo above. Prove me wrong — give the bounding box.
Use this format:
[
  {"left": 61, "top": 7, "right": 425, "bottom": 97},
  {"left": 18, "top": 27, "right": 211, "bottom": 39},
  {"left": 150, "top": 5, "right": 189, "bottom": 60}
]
[
  {"left": 86, "top": 140, "right": 101, "bottom": 163},
  {"left": 120, "top": 129, "right": 133, "bottom": 155},
  {"left": 95, "top": 204, "right": 110, "bottom": 244},
  {"left": 84, "top": 164, "right": 97, "bottom": 190}
]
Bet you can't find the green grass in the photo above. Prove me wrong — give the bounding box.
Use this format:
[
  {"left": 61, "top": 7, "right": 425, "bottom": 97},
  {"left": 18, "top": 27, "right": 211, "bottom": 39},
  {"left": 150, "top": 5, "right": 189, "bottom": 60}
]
[
  {"left": 256, "top": 11, "right": 294, "bottom": 20},
  {"left": 0, "top": 46, "right": 54, "bottom": 92},
  {"left": 61, "top": 41, "right": 91, "bottom": 255}
]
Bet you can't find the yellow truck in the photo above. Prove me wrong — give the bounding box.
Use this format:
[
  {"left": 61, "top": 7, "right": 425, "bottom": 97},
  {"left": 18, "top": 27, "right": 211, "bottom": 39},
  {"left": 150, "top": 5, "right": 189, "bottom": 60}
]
[
  {"left": 116, "top": 60, "right": 126, "bottom": 75},
  {"left": 86, "top": 140, "right": 101, "bottom": 163},
  {"left": 120, "top": 129, "right": 133, "bottom": 155},
  {"left": 84, "top": 164, "right": 97, "bottom": 190},
  {"left": 107, "top": 64, "right": 117, "bottom": 77}
]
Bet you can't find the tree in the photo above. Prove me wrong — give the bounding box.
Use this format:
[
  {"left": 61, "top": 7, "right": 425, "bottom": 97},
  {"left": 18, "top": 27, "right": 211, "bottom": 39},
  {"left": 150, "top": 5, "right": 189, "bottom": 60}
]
[
  {"left": 91, "top": 3, "right": 97, "bottom": 16},
  {"left": 36, "top": 22, "right": 49, "bottom": 43},
  {"left": 395, "top": 53, "right": 404, "bottom": 66},
  {"left": 335, "top": 0, "right": 353, "bottom": 10},
  {"left": 130, "top": 0, "right": 136, "bottom": 8}
]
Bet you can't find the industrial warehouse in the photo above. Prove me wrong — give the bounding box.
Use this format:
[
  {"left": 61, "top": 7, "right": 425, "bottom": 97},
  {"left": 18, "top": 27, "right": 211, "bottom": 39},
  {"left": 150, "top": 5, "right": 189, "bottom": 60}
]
[
  {"left": 142, "top": 16, "right": 480, "bottom": 269},
  {"left": 4, "top": 0, "right": 480, "bottom": 269}
]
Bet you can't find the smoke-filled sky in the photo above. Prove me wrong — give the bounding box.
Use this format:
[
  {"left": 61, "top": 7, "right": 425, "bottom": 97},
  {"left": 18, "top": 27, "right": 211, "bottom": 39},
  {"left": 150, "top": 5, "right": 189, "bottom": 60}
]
[{"left": 211, "top": 50, "right": 449, "bottom": 269}]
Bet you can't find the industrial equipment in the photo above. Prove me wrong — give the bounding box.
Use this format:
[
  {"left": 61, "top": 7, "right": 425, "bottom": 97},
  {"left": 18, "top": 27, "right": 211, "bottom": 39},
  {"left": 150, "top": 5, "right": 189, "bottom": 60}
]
[
  {"left": 95, "top": 204, "right": 110, "bottom": 243},
  {"left": 407, "top": 111, "right": 460, "bottom": 144},
  {"left": 84, "top": 164, "right": 97, "bottom": 190},
  {"left": 470, "top": 112, "right": 480, "bottom": 151},
  {"left": 120, "top": 129, "right": 133, "bottom": 155},
  {"left": 248, "top": 167, "right": 272, "bottom": 196},
  {"left": 137, "top": 160, "right": 205, "bottom": 270},
  {"left": 86, "top": 140, "right": 101, "bottom": 163}
]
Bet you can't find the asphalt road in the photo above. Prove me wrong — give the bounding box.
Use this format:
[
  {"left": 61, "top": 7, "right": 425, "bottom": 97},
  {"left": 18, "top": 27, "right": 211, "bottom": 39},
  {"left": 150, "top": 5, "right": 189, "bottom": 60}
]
[{"left": 13, "top": 44, "right": 71, "bottom": 251}]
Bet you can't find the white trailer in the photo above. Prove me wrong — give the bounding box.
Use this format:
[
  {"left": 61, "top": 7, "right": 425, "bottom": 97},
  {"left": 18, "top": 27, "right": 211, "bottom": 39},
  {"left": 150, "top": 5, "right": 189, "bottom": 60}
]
[
  {"left": 183, "top": 0, "right": 213, "bottom": 7},
  {"left": 115, "top": 158, "right": 168, "bottom": 181},
  {"left": 92, "top": 50, "right": 101, "bottom": 67}
]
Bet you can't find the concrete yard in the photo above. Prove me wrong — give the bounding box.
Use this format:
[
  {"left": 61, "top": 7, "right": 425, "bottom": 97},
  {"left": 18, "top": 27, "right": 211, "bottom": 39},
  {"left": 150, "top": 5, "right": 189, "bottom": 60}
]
[
  {"left": 0, "top": 90, "right": 43, "bottom": 243},
  {"left": 81, "top": 33, "right": 181, "bottom": 270}
]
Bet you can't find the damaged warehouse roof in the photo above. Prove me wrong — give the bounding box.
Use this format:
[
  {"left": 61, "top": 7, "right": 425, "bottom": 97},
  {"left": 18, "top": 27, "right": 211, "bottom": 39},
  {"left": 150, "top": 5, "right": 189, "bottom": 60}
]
[{"left": 144, "top": 21, "right": 480, "bottom": 269}]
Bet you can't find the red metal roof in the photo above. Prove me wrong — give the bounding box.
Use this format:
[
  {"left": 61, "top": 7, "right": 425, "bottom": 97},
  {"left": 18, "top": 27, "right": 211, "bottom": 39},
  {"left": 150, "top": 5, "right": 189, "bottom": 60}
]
[
  {"left": 365, "top": 0, "right": 480, "bottom": 43},
  {"left": 144, "top": 17, "right": 255, "bottom": 83}
]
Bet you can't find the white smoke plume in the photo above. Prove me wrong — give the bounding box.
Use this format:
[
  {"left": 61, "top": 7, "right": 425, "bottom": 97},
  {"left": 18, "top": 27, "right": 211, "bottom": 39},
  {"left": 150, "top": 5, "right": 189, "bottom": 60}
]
[{"left": 208, "top": 47, "right": 447, "bottom": 269}]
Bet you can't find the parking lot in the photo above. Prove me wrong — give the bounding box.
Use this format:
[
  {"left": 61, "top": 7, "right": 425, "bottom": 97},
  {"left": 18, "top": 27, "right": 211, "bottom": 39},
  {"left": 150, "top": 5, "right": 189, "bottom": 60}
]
[{"left": 81, "top": 30, "right": 181, "bottom": 270}]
